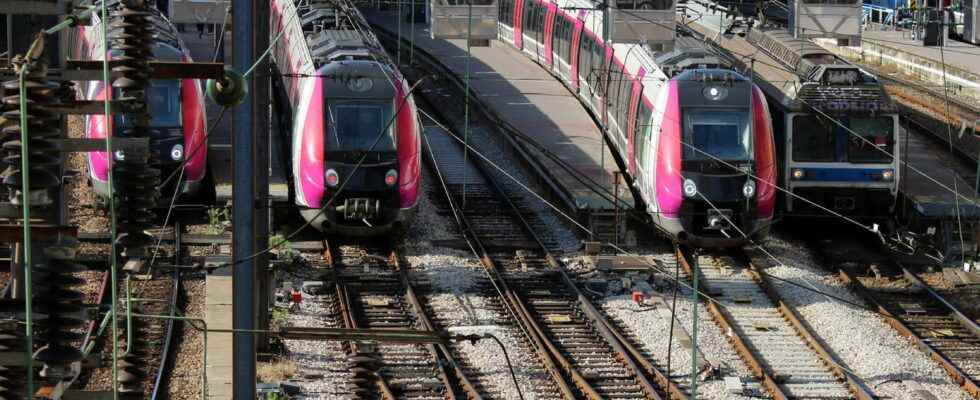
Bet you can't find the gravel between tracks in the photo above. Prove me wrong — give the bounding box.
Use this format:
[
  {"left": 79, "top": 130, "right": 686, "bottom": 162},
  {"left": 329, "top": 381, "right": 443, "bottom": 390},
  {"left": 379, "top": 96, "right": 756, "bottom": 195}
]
[
  {"left": 583, "top": 251, "right": 757, "bottom": 400},
  {"left": 751, "top": 234, "right": 973, "bottom": 400},
  {"left": 280, "top": 297, "right": 354, "bottom": 399},
  {"left": 405, "top": 170, "right": 551, "bottom": 400},
  {"left": 168, "top": 273, "right": 206, "bottom": 399}
]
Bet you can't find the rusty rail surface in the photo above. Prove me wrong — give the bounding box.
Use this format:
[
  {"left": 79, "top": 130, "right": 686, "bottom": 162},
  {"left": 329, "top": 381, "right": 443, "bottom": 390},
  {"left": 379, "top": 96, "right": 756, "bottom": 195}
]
[
  {"left": 839, "top": 268, "right": 980, "bottom": 399},
  {"left": 421, "top": 90, "right": 686, "bottom": 399},
  {"left": 675, "top": 247, "right": 790, "bottom": 400}
]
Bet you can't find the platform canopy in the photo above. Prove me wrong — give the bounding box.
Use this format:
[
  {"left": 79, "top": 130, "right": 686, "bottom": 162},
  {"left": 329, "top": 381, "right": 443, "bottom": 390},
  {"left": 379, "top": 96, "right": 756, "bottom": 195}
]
[
  {"left": 789, "top": 0, "right": 862, "bottom": 46},
  {"left": 429, "top": 0, "right": 498, "bottom": 41},
  {"left": 609, "top": 0, "right": 676, "bottom": 47}
]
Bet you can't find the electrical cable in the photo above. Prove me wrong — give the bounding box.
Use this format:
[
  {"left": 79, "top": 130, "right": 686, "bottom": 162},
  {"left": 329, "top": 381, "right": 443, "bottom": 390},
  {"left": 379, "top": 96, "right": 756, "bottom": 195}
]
[
  {"left": 937, "top": 30, "right": 967, "bottom": 262},
  {"left": 421, "top": 104, "right": 929, "bottom": 330},
  {"left": 484, "top": 333, "right": 529, "bottom": 400}
]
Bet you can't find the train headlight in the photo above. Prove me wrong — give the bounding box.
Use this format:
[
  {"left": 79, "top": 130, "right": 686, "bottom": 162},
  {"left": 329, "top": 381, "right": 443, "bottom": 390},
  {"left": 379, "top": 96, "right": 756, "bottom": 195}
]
[
  {"left": 682, "top": 179, "right": 698, "bottom": 198},
  {"left": 881, "top": 169, "right": 894, "bottom": 181},
  {"left": 385, "top": 169, "right": 398, "bottom": 187},
  {"left": 743, "top": 180, "right": 756, "bottom": 198},
  {"left": 170, "top": 144, "right": 184, "bottom": 161},
  {"left": 791, "top": 169, "right": 805, "bottom": 180},
  {"left": 113, "top": 150, "right": 125, "bottom": 161},
  {"left": 702, "top": 86, "right": 728, "bottom": 101},
  {"left": 325, "top": 169, "right": 339, "bottom": 187}
]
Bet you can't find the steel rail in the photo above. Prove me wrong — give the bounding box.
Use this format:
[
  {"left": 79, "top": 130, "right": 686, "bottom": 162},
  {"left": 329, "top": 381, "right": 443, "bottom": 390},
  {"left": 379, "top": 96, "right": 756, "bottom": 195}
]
[
  {"left": 839, "top": 268, "right": 980, "bottom": 398},
  {"left": 326, "top": 242, "right": 475, "bottom": 399},
  {"left": 902, "top": 268, "right": 980, "bottom": 340},
  {"left": 329, "top": 248, "right": 394, "bottom": 399},
  {"left": 421, "top": 93, "right": 684, "bottom": 399},
  {"left": 390, "top": 250, "right": 484, "bottom": 400},
  {"left": 675, "top": 247, "right": 790, "bottom": 400},
  {"left": 150, "top": 222, "right": 183, "bottom": 400},
  {"left": 735, "top": 253, "right": 876, "bottom": 400}
]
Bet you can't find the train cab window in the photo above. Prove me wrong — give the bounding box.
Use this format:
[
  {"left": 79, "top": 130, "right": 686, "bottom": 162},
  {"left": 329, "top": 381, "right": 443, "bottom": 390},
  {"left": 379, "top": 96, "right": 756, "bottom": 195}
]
[
  {"left": 326, "top": 100, "right": 396, "bottom": 152},
  {"left": 683, "top": 110, "right": 752, "bottom": 161},
  {"left": 792, "top": 115, "right": 835, "bottom": 162},
  {"left": 115, "top": 81, "right": 182, "bottom": 128},
  {"left": 846, "top": 117, "right": 893, "bottom": 163}
]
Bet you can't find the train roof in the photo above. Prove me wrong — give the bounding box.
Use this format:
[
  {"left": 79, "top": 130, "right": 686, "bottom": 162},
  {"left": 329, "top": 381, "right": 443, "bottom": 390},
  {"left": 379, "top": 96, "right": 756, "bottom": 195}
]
[
  {"left": 289, "top": 0, "right": 391, "bottom": 69},
  {"left": 747, "top": 27, "right": 896, "bottom": 113}
]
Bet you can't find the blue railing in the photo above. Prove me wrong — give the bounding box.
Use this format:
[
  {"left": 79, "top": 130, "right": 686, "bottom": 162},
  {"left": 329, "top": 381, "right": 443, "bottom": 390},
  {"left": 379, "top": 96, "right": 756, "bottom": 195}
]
[{"left": 863, "top": 3, "right": 898, "bottom": 28}]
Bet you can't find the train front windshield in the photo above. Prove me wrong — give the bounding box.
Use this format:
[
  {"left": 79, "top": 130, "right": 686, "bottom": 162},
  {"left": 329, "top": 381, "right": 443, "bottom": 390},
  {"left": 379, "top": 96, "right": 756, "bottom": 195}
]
[
  {"left": 682, "top": 110, "right": 752, "bottom": 162},
  {"left": 326, "top": 100, "right": 396, "bottom": 152},
  {"left": 792, "top": 115, "right": 893, "bottom": 163},
  {"left": 115, "top": 81, "right": 182, "bottom": 128}
]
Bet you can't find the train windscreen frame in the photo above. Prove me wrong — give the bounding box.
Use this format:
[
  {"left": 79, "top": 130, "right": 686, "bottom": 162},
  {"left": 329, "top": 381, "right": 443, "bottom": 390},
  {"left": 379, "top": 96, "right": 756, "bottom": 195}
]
[
  {"left": 792, "top": 114, "right": 893, "bottom": 163},
  {"left": 325, "top": 99, "right": 397, "bottom": 152},
  {"left": 682, "top": 109, "right": 753, "bottom": 162}
]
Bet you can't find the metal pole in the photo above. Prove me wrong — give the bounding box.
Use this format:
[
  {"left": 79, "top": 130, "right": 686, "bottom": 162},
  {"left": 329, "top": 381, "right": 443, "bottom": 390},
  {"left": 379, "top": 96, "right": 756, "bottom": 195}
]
[
  {"left": 399, "top": 0, "right": 403, "bottom": 67},
  {"left": 690, "top": 251, "right": 699, "bottom": 397},
  {"left": 254, "top": 0, "right": 272, "bottom": 350},
  {"left": 462, "top": 0, "right": 472, "bottom": 209},
  {"left": 232, "top": 0, "right": 257, "bottom": 396},
  {"left": 411, "top": 0, "right": 416, "bottom": 63}
]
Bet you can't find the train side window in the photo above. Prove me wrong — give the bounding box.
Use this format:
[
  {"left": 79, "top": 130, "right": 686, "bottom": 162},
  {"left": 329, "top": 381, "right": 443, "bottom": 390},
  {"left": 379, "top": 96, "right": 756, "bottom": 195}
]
[
  {"left": 791, "top": 115, "right": 835, "bottom": 162},
  {"left": 578, "top": 35, "right": 592, "bottom": 84},
  {"left": 523, "top": 2, "right": 533, "bottom": 33},
  {"left": 552, "top": 15, "right": 562, "bottom": 56},
  {"left": 635, "top": 102, "right": 653, "bottom": 170},
  {"left": 499, "top": 0, "right": 513, "bottom": 23},
  {"left": 607, "top": 68, "right": 620, "bottom": 123},
  {"left": 616, "top": 65, "right": 631, "bottom": 130}
]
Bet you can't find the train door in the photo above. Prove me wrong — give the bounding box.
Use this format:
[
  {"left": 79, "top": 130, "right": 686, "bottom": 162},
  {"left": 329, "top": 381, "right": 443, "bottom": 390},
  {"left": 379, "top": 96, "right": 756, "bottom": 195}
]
[
  {"left": 498, "top": 0, "right": 516, "bottom": 44},
  {"left": 521, "top": 0, "right": 540, "bottom": 58},
  {"left": 543, "top": 2, "right": 556, "bottom": 66},
  {"left": 514, "top": 0, "right": 524, "bottom": 48},
  {"left": 569, "top": 16, "right": 583, "bottom": 92},
  {"left": 600, "top": 47, "right": 614, "bottom": 127},
  {"left": 626, "top": 69, "right": 645, "bottom": 175},
  {"left": 551, "top": 14, "right": 573, "bottom": 79},
  {"left": 634, "top": 100, "right": 654, "bottom": 205}
]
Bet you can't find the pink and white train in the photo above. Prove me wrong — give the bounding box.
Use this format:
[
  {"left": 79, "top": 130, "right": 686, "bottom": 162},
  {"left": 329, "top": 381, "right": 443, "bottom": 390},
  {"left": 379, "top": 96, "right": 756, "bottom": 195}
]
[
  {"left": 498, "top": 0, "right": 777, "bottom": 245},
  {"left": 68, "top": 1, "right": 208, "bottom": 199},
  {"left": 271, "top": 0, "right": 421, "bottom": 235}
]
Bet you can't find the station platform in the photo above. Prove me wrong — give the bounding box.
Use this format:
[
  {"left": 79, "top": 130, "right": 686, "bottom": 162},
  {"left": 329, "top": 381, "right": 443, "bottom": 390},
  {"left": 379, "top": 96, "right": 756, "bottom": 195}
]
[
  {"left": 363, "top": 9, "right": 633, "bottom": 227},
  {"left": 816, "top": 32, "right": 980, "bottom": 169},
  {"left": 204, "top": 267, "right": 234, "bottom": 399},
  {"left": 816, "top": 30, "right": 980, "bottom": 105}
]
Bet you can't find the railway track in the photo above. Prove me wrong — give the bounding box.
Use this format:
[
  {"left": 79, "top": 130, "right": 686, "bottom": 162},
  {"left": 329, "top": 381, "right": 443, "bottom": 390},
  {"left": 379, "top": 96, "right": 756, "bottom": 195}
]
[
  {"left": 840, "top": 266, "right": 980, "bottom": 398},
  {"left": 420, "top": 93, "right": 687, "bottom": 399},
  {"left": 324, "top": 242, "right": 481, "bottom": 400},
  {"left": 675, "top": 247, "right": 874, "bottom": 399},
  {"left": 69, "top": 223, "right": 183, "bottom": 398}
]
